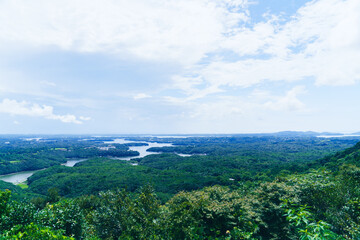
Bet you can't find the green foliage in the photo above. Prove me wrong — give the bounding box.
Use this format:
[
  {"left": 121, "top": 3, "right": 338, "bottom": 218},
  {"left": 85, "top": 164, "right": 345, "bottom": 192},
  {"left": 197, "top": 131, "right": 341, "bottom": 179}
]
[
  {"left": 0, "top": 201, "right": 37, "bottom": 231},
  {"left": 342, "top": 198, "right": 360, "bottom": 238},
  {"left": 0, "top": 181, "right": 26, "bottom": 200},
  {"left": 30, "top": 196, "right": 47, "bottom": 209},
  {"left": 241, "top": 180, "right": 299, "bottom": 239},
  {"left": 0, "top": 189, "right": 10, "bottom": 217},
  {"left": 282, "top": 200, "right": 342, "bottom": 240},
  {"left": 90, "top": 185, "right": 162, "bottom": 240},
  {"left": 285, "top": 167, "right": 360, "bottom": 238},
  {"left": 163, "top": 185, "right": 257, "bottom": 239},
  {"left": 35, "top": 199, "right": 85, "bottom": 239},
  {"left": 46, "top": 187, "right": 60, "bottom": 203},
  {"left": 17, "top": 183, "right": 28, "bottom": 189},
  {"left": 1, "top": 223, "right": 74, "bottom": 240}
]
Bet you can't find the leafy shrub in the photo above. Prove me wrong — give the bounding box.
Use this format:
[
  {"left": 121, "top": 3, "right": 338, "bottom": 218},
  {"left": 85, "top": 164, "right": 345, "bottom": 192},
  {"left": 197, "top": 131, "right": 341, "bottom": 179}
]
[{"left": 1, "top": 223, "right": 74, "bottom": 240}]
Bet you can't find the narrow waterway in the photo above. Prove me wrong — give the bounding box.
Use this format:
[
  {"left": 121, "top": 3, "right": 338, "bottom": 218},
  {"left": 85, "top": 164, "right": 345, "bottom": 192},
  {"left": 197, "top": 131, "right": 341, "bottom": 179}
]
[
  {"left": 0, "top": 138, "right": 174, "bottom": 184},
  {"left": 0, "top": 158, "right": 88, "bottom": 184},
  {"left": 105, "top": 139, "right": 173, "bottom": 160},
  {"left": 0, "top": 170, "right": 39, "bottom": 184},
  {"left": 61, "top": 158, "right": 88, "bottom": 167}
]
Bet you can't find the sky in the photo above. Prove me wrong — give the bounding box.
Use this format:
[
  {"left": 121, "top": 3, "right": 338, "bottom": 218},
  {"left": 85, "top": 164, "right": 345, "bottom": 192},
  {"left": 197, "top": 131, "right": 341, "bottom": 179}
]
[{"left": 0, "top": 0, "right": 360, "bottom": 134}]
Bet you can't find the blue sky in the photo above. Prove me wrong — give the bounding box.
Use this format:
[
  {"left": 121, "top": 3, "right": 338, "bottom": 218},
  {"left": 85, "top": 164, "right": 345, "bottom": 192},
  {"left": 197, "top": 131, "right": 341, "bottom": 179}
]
[{"left": 0, "top": 0, "right": 359, "bottom": 134}]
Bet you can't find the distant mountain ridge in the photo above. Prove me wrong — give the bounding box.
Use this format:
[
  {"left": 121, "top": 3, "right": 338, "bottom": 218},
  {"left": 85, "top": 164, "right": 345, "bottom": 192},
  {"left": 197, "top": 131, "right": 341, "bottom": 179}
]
[{"left": 230, "top": 131, "right": 347, "bottom": 137}]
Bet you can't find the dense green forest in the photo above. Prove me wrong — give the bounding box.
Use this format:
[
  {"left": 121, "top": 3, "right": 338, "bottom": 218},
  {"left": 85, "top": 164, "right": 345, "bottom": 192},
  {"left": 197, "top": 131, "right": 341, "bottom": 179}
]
[{"left": 1, "top": 134, "right": 360, "bottom": 239}]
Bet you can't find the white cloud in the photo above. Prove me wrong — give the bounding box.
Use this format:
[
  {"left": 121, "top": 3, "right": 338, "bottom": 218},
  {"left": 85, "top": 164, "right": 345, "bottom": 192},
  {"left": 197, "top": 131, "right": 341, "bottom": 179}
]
[
  {"left": 79, "top": 116, "right": 92, "bottom": 121},
  {"left": 1, "top": 0, "right": 358, "bottom": 90},
  {"left": 172, "top": 0, "right": 360, "bottom": 97},
  {"left": 41, "top": 80, "right": 57, "bottom": 87},
  {"left": 221, "top": 20, "right": 276, "bottom": 56},
  {"left": 264, "top": 86, "right": 307, "bottom": 111},
  {"left": 188, "top": 97, "right": 248, "bottom": 120},
  {"left": 133, "top": 93, "right": 151, "bottom": 100},
  {"left": 0, "top": 0, "right": 249, "bottom": 66},
  {"left": 3, "top": 0, "right": 357, "bottom": 100},
  {"left": 165, "top": 86, "right": 307, "bottom": 123},
  {"left": 0, "top": 98, "right": 89, "bottom": 124}
]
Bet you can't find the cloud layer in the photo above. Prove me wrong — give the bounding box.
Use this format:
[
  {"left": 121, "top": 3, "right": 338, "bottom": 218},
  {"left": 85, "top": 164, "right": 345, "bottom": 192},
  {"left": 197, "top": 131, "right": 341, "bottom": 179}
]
[
  {"left": 172, "top": 0, "right": 360, "bottom": 100},
  {"left": 0, "top": 99, "right": 89, "bottom": 124},
  {"left": 0, "top": 0, "right": 248, "bottom": 65},
  {"left": 0, "top": 0, "right": 359, "bottom": 133}
]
